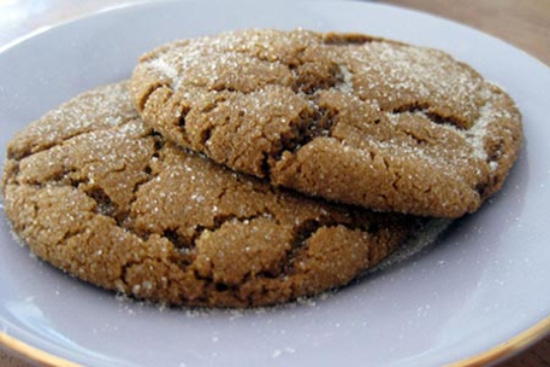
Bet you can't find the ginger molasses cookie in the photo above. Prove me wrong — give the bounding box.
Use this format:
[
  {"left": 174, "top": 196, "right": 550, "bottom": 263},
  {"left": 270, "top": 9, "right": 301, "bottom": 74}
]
[
  {"left": 131, "top": 29, "right": 522, "bottom": 218},
  {"left": 2, "top": 82, "right": 427, "bottom": 308}
]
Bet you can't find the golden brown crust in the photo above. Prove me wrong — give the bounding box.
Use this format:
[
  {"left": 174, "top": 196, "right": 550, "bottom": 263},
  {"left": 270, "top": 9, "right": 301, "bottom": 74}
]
[
  {"left": 1, "top": 82, "right": 422, "bottom": 308},
  {"left": 130, "top": 29, "right": 523, "bottom": 218}
]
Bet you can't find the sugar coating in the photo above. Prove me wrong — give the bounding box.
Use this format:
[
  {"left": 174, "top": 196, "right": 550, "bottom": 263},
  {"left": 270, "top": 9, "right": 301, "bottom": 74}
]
[
  {"left": 131, "top": 29, "right": 523, "bottom": 218},
  {"left": 1, "top": 82, "right": 435, "bottom": 308}
]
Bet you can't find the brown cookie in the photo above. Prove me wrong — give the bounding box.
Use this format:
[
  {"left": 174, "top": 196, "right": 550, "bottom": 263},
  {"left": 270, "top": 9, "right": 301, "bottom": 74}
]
[
  {"left": 2, "top": 82, "right": 430, "bottom": 308},
  {"left": 131, "top": 29, "right": 522, "bottom": 218}
]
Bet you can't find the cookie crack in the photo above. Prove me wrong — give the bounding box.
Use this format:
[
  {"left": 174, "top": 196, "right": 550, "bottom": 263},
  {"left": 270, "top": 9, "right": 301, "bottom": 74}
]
[
  {"left": 390, "top": 103, "right": 467, "bottom": 130},
  {"left": 323, "top": 33, "right": 379, "bottom": 46},
  {"left": 402, "top": 129, "right": 430, "bottom": 146},
  {"left": 179, "top": 210, "right": 280, "bottom": 296},
  {"left": 282, "top": 219, "right": 326, "bottom": 275},
  {"left": 88, "top": 186, "right": 118, "bottom": 218},
  {"left": 119, "top": 259, "right": 150, "bottom": 290},
  {"left": 118, "top": 140, "right": 165, "bottom": 236},
  {"left": 265, "top": 104, "right": 335, "bottom": 176},
  {"left": 279, "top": 215, "right": 381, "bottom": 278},
  {"left": 59, "top": 225, "right": 88, "bottom": 248},
  {"left": 189, "top": 211, "right": 275, "bottom": 248},
  {"left": 136, "top": 81, "right": 170, "bottom": 112}
]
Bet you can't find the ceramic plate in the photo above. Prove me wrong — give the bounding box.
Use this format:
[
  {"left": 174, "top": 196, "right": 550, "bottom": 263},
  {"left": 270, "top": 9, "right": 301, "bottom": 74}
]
[{"left": 1, "top": 1, "right": 550, "bottom": 366}]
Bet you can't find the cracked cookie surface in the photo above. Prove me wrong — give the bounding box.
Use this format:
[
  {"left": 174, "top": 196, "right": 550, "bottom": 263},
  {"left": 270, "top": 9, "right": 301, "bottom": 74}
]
[
  {"left": 131, "top": 29, "right": 523, "bottom": 218},
  {"left": 2, "top": 82, "right": 426, "bottom": 308}
]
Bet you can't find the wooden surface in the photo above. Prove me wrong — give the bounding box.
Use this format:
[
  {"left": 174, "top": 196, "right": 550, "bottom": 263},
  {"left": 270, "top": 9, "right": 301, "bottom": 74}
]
[
  {"left": 382, "top": 0, "right": 550, "bottom": 66},
  {"left": 0, "top": 0, "right": 549, "bottom": 366}
]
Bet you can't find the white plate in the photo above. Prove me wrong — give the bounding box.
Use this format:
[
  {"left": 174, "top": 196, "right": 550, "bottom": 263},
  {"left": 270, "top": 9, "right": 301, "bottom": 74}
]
[{"left": 1, "top": 1, "right": 550, "bottom": 366}]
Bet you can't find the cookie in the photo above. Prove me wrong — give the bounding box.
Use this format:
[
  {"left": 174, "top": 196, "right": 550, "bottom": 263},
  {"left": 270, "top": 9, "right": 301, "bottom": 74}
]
[
  {"left": 2, "top": 82, "right": 428, "bottom": 308},
  {"left": 131, "top": 29, "right": 522, "bottom": 218}
]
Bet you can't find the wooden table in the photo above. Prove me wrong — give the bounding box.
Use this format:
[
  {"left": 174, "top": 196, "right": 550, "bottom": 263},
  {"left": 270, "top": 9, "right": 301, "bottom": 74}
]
[{"left": 0, "top": 0, "right": 549, "bottom": 366}]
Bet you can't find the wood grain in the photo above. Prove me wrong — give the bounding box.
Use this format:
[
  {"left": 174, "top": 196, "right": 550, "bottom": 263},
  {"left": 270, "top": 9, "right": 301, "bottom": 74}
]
[
  {"left": 0, "top": 0, "right": 549, "bottom": 366},
  {"left": 381, "top": 0, "right": 550, "bottom": 66},
  {"left": 507, "top": 337, "right": 550, "bottom": 366},
  {"left": 0, "top": 353, "right": 33, "bottom": 367}
]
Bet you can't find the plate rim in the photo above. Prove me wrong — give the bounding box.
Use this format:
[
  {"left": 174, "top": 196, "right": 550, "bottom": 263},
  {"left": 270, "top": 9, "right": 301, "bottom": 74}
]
[
  {"left": 0, "top": 0, "right": 549, "bottom": 366},
  {"left": 2, "top": 316, "right": 550, "bottom": 367}
]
